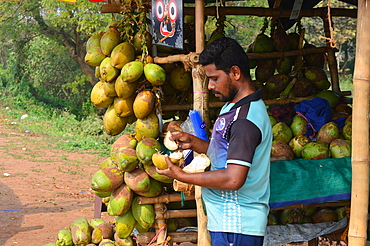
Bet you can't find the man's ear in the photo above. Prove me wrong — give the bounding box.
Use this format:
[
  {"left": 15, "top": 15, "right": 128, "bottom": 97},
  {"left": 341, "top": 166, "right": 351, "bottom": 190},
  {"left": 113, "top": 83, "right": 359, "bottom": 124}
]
[{"left": 230, "top": 65, "right": 241, "bottom": 80}]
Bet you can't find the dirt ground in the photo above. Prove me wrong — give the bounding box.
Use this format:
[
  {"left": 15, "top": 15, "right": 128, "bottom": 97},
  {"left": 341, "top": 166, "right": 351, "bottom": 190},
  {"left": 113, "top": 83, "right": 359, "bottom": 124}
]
[{"left": 0, "top": 117, "right": 113, "bottom": 246}]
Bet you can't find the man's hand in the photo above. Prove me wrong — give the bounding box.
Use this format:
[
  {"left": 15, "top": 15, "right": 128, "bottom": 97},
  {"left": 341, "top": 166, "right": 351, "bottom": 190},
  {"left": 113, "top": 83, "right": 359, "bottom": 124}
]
[
  {"left": 170, "top": 131, "right": 209, "bottom": 154},
  {"left": 156, "top": 155, "right": 184, "bottom": 179}
]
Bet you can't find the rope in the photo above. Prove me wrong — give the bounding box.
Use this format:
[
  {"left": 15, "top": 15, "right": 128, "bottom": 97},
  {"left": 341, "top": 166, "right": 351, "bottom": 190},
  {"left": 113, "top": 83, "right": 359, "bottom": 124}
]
[
  {"left": 320, "top": 0, "right": 337, "bottom": 48},
  {"left": 180, "top": 191, "right": 186, "bottom": 207},
  {"left": 147, "top": 225, "right": 168, "bottom": 246}
]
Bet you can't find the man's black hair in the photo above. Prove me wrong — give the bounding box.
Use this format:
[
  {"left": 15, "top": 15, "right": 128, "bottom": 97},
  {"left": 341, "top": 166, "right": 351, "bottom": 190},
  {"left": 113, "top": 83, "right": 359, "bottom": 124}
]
[{"left": 199, "top": 37, "right": 251, "bottom": 79}]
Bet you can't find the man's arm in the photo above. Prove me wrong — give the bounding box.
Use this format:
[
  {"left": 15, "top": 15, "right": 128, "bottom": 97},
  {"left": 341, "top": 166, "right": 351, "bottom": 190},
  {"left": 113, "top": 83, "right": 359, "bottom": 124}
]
[{"left": 157, "top": 156, "right": 249, "bottom": 190}]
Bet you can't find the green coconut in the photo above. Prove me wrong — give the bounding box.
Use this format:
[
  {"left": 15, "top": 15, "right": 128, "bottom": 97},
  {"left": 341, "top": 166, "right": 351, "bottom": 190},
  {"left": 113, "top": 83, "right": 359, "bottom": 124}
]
[
  {"left": 304, "top": 67, "right": 330, "bottom": 91},
  {"left": 55, "top": 229, "right": 73, "bottom": 246},
  {"left": 124, "top": 168, "right": 151, "bottom": 193},
  {"left": 269, "top": 116, "right": 277, "bottom": 127},
  {"left": 253, "top": 33, "right": 274, "bottom": 53},
  {"left": 115, "top": 75, "right": 139, "bottom": 99},
  {"left": 271, "top": 139, "right": 294, "bottom": 161},
  {"left": 101, "top": 28, "right": 121, "bottom": 56},
  {"left": 99, "top": 239, "right": 116, "bottom": 246},
  {"left": 111, "top": 134, "right": 137, "bottom": 156},
  {"left": 70, "top": 218, "right": 92, "bottom": 246},
  {"left": 91, "top": 166, "right": 123, "bottom": 192},
  {"left": 134, "top": 178, "right": 163, "bottom": 197},
  {"left": 267, "top": 213, "right": 278, "bottom": 226},
  {"left": 114, "top": 95, "right": 135, "bottom": 118},
  {"left": 91, "top": 223, "right": 114, "bottom": 244},
  {"left": 276, "top": 56, "right": 293, "bottom": 74},
  {"left": 169, "top": 66, "right": 192, "bottom": 91},
  {"left": 133, "top": 90, "right": 156, "bottom": 119},
  {"left": 290, "top": 115, "right": 308, "bottom": 137},
  {"left": 265, "top": 74, "right": 290, "bottom": 96},
  {"left": 114, "top": 233, "right": 134, "bottom": 246},
  {"left": 107, "top": 183, "right": 133, "bottom": 216},
  {"left": 85, "top": 46, "right": 106, "bottom": 67},
  {"left": 114, "top": 147, "right": 139, "bottom": 172},
  {"left": 110, "top": 42, "right": 135, "bottom": 69},
  {"left": 135, "top": 111, "right": 160, "bottom": 141},
  {"left": 288, "top": 135, "right": 310, "bottom": 158},
  {"left": 316, "top": 121, "right": 340, "bottom": 144},
  {"left": 131, "top": 197, "right": 155, "bottom": 231},
  {"left": 293, "top": 78, "right": 313, "bottom": 97},
  {"left": 272, "top": 122, "right": 293, "bottom": 143},
  {"left": 86, "top": 33, "right": 103, "bottom": 51},
  {"left": 100, "top": 57, "right": 120, "bottom": 82},
  {"left": 103, "top": 80, "right": 117, "bottom": 98},
  {"left": 315, "top": 90, "right": 340, "bottom": 109},
  {"left": 312, "top": 209, "right": 338, "bottom": 223},
  {"left": 144, "top": 63, "right": 166, "bottom": 86},
  {"left": 329, "top": 138, "right": 351, "bottom": 158},
  {"left": 115, "top": 208, "right": 136, "bottom": 239},
  {"left": 336, "top": 207, "right": 347, "bottom": 221},
  {"left": 303, "top": 43, "right": 326, "bottom": 69},
  {"left": 89, "top": 218, "right": 106, "bottom": 229},
  {"left": 90, "top": 81, "right": 114, "bottom": 108},
  {"left": 255, "top": 59, "right": 276, "bottom": 83},
  {"left": 273, "top": 24, "right": 290, "bottom": 51},
  {"left": 121, "top": 61, "right": 144, "bottom": 83},
  {"left": 94, "top": 190, "right": 113, "bottom": 198},
  {"left": 144, "top": 163, "right": 174, "bottom": 183},
  {"left": 343, "top": 123, "right": 352, "bottom": 141},
  {"left": 103, "top": 104, "right": 128, "bottom": 136},
  {"left": 301, "top": 142, "right": 330, "bottom": 160},
  {"left": 280, "top": 209, "right": 304, "bottom": 225},
  {"left": 136, "top": 138, "right": 162, "bottom": 166}
]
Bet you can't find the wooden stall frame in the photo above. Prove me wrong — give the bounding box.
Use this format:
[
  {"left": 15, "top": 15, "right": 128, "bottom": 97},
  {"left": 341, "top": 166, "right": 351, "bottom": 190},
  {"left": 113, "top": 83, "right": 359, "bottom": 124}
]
[{"left": 98, "top": 1, "right": 365, "bottom": 245}]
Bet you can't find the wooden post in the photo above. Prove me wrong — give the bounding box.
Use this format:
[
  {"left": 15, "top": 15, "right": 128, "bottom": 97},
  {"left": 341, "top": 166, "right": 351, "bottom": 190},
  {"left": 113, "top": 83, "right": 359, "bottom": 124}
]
[
  {"left": 321, "top": 10, "right": 340, "bottom": 94},
  {"left": 193, "top": 1, "right": 211, "bottom": 246},
  {"left": 154, "top": 203, "right": 168, "bottom": 244},
  {"left": 348, "top": 1, "right": 370, "bottom": 246}
]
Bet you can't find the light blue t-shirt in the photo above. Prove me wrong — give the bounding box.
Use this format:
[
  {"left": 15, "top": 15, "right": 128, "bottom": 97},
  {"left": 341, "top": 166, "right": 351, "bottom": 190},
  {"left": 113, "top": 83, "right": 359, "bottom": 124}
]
[{"left": 202, "top": 94, "right": 272, "bottom": 236}]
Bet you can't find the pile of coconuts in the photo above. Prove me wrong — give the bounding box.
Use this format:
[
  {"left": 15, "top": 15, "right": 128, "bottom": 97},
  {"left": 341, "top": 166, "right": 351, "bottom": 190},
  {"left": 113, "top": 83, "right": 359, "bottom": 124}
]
[
  {"left": 247, "top": 18, "right": 332, "bottom": 100},
  {"left": 269, "top": 92, "right": 352, "bottom": 161},
  {"left": 268, "top": 206, "right": 348, "bottom": 226}
]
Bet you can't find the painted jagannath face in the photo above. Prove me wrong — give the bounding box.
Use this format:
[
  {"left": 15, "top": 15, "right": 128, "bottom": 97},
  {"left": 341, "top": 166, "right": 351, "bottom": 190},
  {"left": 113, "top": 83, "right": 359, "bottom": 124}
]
[{"left": 155, "top": 0, "right": 178, "bottom": 40}]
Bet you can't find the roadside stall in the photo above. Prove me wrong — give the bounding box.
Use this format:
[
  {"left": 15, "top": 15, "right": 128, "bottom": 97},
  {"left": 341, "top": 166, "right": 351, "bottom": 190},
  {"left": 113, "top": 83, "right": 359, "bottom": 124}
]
[{"left": 84, "top": 0, "right": 370, "bottom": 245}]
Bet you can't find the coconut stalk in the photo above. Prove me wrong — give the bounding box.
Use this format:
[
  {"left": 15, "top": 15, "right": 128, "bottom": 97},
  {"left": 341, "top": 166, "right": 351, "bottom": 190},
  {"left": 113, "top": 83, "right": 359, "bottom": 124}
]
[{"left": 348, "top": 1, "right": 370, "bottom": 246}]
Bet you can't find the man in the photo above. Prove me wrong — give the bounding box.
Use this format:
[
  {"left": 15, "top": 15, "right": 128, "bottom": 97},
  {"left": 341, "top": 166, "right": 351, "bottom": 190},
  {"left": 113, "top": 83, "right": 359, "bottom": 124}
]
[{"left": 157, "top": 37, "right": 272, "bottom": 246}]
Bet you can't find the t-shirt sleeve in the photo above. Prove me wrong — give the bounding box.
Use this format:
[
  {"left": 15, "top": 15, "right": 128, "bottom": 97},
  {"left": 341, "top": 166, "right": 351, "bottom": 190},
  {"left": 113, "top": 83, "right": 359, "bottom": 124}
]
[{"left": 227, "top": 119, "right": 262, "bottom": 165}]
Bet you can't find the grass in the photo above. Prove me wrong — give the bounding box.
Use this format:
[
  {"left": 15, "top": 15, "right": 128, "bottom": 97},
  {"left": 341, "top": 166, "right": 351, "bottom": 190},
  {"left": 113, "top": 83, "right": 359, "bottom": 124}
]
[{"left": 0, "top": 95, "right": 136, "bottom": 157}]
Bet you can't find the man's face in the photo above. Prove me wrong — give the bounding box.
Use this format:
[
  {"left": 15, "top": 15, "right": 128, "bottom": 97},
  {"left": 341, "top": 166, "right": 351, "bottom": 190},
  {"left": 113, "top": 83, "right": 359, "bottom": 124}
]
[{"left": 204, "top": 63, "right": 238, "bottom": 102}]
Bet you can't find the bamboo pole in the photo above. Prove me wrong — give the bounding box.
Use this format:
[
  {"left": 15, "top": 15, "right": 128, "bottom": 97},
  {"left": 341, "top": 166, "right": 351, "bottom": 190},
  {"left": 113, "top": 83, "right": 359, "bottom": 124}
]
[
  {"left": 137, "top": 193, "right": 195, "bottom": 205},
  {"left": 101, "top": 4, "right": 357, "bottom": 18},
  {"left": 348, "top": 1, "right": 370, "bottom": 246},
  {"left": 136, "top": 231, "right": 198, "bottom": 244},
  {"left": 154, "top": 203, "right": 167, "bottom": 244},
  {"left": 155, "top": 209, "right": 198, "bottom": 219},
  {"left": 193, "top": 1, "right": 211, "bottom": 246}
]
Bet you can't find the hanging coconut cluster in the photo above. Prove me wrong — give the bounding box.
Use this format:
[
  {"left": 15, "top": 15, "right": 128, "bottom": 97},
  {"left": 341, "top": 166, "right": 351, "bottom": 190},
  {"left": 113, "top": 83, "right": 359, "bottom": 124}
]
[
  {"left": 247, "top": 18, "right": 330, "bottom": 100},
  {"left": 86, "top": 0, "right": 193, "bottom": 139}
]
